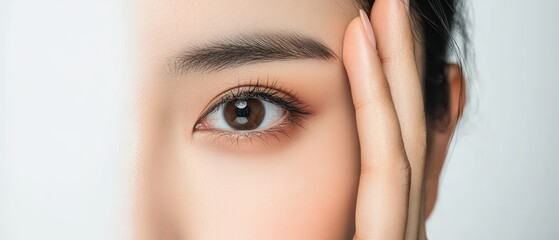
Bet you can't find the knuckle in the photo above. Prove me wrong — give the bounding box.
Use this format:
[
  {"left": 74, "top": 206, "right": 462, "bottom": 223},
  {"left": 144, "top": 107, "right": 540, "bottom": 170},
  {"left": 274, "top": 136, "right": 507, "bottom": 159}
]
[
  {"left": 353, "top": 89, "right": 391, "bottom": 114},
  {"left": 379, "top": 53, "right": 391, "bottom": 65},
  {"left": 353, "top": 98, "right": 376, "bottom": 113},
  {"left": 399, "top": 157, "right": 412, "bottom": 182},
  {"left": 360, "top": 149, "right": 411, "bottom": 183}
]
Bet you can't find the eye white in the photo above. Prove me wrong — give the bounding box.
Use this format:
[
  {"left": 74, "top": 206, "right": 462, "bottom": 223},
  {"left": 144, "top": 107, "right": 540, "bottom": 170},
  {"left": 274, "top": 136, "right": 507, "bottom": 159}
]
[{"left": 204, "top": 99, "right": 286, "bottom": 131}]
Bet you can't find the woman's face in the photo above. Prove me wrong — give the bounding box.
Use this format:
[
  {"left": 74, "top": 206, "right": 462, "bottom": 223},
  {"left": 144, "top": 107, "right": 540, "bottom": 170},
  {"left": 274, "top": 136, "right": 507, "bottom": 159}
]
[{"left": 137, "top": 0, "right": 424, "bottom": 239}]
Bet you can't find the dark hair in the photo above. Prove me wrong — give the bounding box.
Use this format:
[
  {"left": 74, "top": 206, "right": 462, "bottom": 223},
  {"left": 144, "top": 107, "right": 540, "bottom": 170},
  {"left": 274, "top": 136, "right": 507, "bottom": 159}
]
[{"left": 359, "top": 0, "right": 469, "bottom": 125}]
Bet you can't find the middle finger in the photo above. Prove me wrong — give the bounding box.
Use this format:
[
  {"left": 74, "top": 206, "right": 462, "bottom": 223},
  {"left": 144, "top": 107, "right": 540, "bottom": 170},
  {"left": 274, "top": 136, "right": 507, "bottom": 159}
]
[{"left": 369, "top": 0, "right": 427, "bottom": 237}]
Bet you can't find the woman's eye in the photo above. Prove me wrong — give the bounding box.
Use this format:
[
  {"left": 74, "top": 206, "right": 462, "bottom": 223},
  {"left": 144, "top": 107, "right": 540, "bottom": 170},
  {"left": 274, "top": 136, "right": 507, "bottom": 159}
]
[
  {"left": 198, "top": 98, "right": 287, "bottom": 131},
  {"left": 193, "top": 83, "right": 311, "bottom": 147}
]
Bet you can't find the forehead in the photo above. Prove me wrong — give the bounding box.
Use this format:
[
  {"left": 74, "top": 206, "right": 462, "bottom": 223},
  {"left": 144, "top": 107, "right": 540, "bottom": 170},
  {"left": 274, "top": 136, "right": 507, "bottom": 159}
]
[{"left": 139, "top": 0, "right": 360, "bottom": 61}]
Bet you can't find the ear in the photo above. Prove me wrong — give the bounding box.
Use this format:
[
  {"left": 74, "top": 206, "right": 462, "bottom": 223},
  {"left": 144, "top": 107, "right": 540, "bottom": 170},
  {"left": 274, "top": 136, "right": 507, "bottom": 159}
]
[{"left": 424, "top": 64, "right": 466, "bottom": 219}]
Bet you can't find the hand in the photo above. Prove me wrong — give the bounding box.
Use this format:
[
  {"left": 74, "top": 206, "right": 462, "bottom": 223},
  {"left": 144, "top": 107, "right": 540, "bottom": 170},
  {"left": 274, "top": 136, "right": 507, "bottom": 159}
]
[{"left": 342, "top": 1, "right": 427, "bottom": 239}]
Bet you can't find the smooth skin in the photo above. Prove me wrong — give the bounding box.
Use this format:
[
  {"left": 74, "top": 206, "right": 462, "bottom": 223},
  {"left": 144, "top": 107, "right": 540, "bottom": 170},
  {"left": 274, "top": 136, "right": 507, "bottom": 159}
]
[
  {"left": 136, "top": 0, "right": 466, "bottom": 238},
  {"left": 345, "top": 1, "right": 425, "bottom": 239}
]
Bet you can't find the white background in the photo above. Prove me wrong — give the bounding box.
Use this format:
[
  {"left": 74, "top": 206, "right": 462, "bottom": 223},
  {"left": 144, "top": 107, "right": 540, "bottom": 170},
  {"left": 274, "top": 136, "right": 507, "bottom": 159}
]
[
  {"left": 427, "top": 1, "right": 559, "bottom": 239},
  {"left": 0, "top": 1, "right": 131, "bottom": 239},
  {"left": 1, "top": 0, "right": 558, "bottom": 239}
]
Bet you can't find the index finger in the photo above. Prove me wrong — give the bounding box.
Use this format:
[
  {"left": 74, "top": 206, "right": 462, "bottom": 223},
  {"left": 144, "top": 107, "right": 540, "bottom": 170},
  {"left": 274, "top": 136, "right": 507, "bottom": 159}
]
[{"left": 343, "top": 10, "right": 411, "bottom": 240}]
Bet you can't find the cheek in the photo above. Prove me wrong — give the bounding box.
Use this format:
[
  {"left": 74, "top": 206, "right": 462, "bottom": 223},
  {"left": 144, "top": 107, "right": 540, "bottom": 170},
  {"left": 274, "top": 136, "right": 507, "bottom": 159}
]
[{"left": 165, "top": 81, "right": 360, "bottom": 239}]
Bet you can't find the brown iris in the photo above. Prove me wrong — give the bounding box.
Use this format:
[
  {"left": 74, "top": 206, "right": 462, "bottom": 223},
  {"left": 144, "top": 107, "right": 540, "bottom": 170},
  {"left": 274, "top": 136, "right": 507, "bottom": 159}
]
[{"left": 223, "top": 99, "right": 265, "bottom": 130}]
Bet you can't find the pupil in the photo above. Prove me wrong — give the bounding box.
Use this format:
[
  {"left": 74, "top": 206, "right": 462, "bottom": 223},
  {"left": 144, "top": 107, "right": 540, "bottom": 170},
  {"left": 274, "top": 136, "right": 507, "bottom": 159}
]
[
  {"left": 235, "top": 105, "right": 250, "bottom": 117},
  {"left": 223, "top": 99, "right": 265, "bottom": 130}
]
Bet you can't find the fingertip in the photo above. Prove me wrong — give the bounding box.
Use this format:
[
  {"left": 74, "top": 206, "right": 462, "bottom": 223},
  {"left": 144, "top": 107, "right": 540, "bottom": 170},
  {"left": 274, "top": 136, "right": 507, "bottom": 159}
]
[
  {"left": 359, "top": 9, "right": 376, "bottom": 49},
  {"left": 342, "top": 17, "right": 365, "bottom": 65},
  {"left": 342, "top": 15, "right": 377, "bottom": 77}
]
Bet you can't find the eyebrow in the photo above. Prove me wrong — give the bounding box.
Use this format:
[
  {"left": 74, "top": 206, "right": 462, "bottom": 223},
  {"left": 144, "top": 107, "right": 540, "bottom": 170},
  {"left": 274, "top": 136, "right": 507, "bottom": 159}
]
[{"left": 171, "top": 32, "right": 338, "bottom": 74}]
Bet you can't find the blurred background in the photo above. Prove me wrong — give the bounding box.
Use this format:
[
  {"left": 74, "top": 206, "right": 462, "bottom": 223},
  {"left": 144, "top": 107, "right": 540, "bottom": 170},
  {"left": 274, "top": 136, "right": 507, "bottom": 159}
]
[
  {"left": 0, "top": 1, "right": 132, "bottom": 239},
  {"left": 1, "top": 0, "right": 557, "bottom": 239}
]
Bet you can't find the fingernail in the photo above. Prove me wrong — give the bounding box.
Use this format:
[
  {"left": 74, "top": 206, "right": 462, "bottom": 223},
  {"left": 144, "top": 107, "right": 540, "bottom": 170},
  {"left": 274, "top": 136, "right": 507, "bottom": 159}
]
[{"left": 359, "top": 9, "right": 377, "bottom": 49}]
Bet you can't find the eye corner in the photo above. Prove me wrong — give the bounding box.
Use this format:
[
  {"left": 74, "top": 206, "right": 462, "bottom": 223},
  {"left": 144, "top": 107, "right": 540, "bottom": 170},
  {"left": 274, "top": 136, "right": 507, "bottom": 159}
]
[{"left": 193, "top": 121, "right": 208, "bottom": 131}]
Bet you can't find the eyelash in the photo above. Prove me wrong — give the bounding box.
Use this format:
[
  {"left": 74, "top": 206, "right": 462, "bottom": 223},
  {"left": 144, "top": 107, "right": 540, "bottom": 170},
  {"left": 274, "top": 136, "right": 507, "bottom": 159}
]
[{"left": 194, "top": 78, "right": 311, "bottom": 145}]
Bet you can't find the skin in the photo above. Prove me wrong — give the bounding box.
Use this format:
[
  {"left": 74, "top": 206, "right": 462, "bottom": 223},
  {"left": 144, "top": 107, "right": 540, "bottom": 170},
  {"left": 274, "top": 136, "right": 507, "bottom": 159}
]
[{"left": 135, "top": 0, "right": 466, "bottom": 239}]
